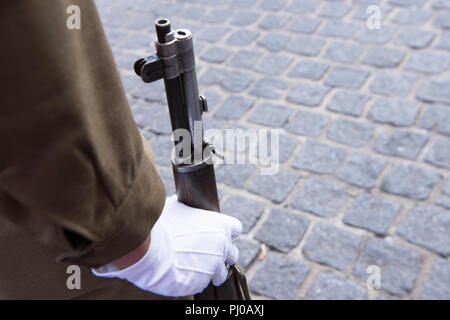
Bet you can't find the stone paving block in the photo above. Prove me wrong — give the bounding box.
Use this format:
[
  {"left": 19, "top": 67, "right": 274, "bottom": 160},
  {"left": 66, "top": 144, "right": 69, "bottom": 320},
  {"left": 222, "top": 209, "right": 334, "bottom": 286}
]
[
  {"left": 132, "top": 101, "right": 167, "bottom": 129},
  {"left": 381, "top": 163, "right": 440, "bottom": 200},
  {"left": 327, "top": 119, "right": 375, "bottom": 147},
  {"left": 221, "top": 69, "right": 254, "bottom": 92},
  {"left": 288, "top": 16, "right": 321, "bottom": 34},
  {"left": 433, "top": 11, "right": 450, "bottom": 29},
  {"left": 326, "top": 90, "right": 371, "bottom": 117},
  {"left": 257, "top": 133, "right": 300, "bottom": 164},
  {"left": 288, "top": 60, "right": 329, "bottom": 80},
  {"left": 325, "top": 66, "right": 370, "bottom": 89},
  {"left": 352, "top": 4, "right": 393, "bottom": 21},
  {"left": 353, "top": 238, "right": 421, "bottom": 297},
  {"left": 392, "top": 8, "right": 432, "bottom": 25},
  {"left": 325, "top": 41, "right": 364, "bottom": 64},
  {"left": 284, "top": 110, "right": 330, "bottom": 137},
  {"left": 260, "top": 0, "right": 286, "bottom": 11},
  {"left": 373, "top": 129, "right": 429, "bottom": 160},
  {"left": 257, "top": 32, "right": 291, "bottom": 52},
  {"left": 286, "top": 82, "right": 330, "bottom": 106},
  {"left": 250, "top": 253, "right": 310, "bottom": 300},
  {"left": 254, "top": 53, "right": 293, "bottom": 75},
  {"left": 389, "top": 0, "right": 425, "bottom": 6},
  {"left": 291, "top": 177, "right": 349, "bottom": 218},
  {"left": 397, "top": 206, "right": 450, "bottom": 256},
  {"left": 150, "top": 135, "right": 173, "bottom": 166},
  {"left": 307, "top": 271, "right": 367, "bottom": 300},
  {"left": 369, "top": 71, "right": 417, "bottom": 97},
  {"left": 249, "top": 77, "right": 289, "bottom": 99},
  {"left": 228, "top": 50, "right": 262, "bottom": 69},
  {"left": 286, "top": 36, "right": 326, "bottom": 56},
  {"left": 336, "top": 153, "right": 387, "bottom": 189},
  {"left": 202, "top": 9, "right": 230, "bottom": 24},
  {"left": 318, "top": 2, "right": 352, "bottom": 18},
  {"left": 405, "top": 51, "right": 450, "bottom": 75},
  {"left": 287, "top": 0, "right": 320, "bottom": 13},
  {"left": 233, "top": 238, "right": 260, "bottom": 271},
  {"left": 433, "top": 0, "right": 450, "bottom": 10},
  {"left": 255, "top": 208, "right": 310, "bottom": 253},
  {"left": 395, "top": 29, "right": 435, "bottom": 49},
  {"left": 221, "top": 195, "right": 265, "bottom": 233},
  {"left": 229, "top": 11, "right": 260, "bottom": 26},
  {"left": 226, "top": 30, "right": 259, "bottom": 46},
  {"left": 303, "top": 222, "right": 363, "bottom": 271},
  {"left": 425, "top": 137, "right": 450, "bottom": 169},
  {"left": 435, "top": 196, "right": 450, "bottom": 209},
  {"left": 214, "top": 95, "right": 255, "bottom": 120},
  {"left": 442, "top": 178, "right": 450, "bottom": 195},
  {"left": 215, "top": 164, "right": 255, "bottom": 188},
  {"left": 200, "top": 46, "right": 232, "bottom": 63},
  {"left": 132, "top": 80, "right": 165, "bottom": 102},
  {"left": 417, "top": 78, "right": 450, "bottom": 105},
  {"left": 247, "top": 102, "right": 292, "bottom": 127},
  {"left": 436, "top": 31, "right": 450, "bottom": 51},
  {"left": 248, "top": 169, "right": 301, "bottom": 203},
  {"left": 422, "top": 260, "right": 450, "bottom": 300},
  {"left": 258, "top": 14, "right": 291, "bottom": 30},
  {"left": 197, "top": 26, "right": 230, "bottom": 43},
  {"left": 229, "top": 0, "right": 255, "bottom": 9},
  {"left": 343, "top": 194, "right": 402, "bottom": 235},
  {"left": 354, "top": 25, "right": 397, "bottom": 44},
  {"left": 319, "top": 21, "right": 358, "bottom": 38},
  {"left": 292, "top": 140, "right": 346, "bottom": 174},
  {"left": 178, "top": 5, "right": 204, "bottom": 20},
  {"left": 362, "top": 47, "right": 406, "bottom": 68},
  {"left": 367, "top": 98, "right": 421, "bottom": 127}
]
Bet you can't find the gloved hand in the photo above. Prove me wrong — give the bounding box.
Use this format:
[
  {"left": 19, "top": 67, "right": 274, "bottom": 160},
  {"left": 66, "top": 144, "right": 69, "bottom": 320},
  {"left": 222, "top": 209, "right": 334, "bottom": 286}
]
[{"left": 92, "top": 195, "right": 242, "bottom": 297}]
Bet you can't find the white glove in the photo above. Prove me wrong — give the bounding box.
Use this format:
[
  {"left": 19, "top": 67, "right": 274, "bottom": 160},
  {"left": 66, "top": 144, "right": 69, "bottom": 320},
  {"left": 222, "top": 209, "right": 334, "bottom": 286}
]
[{"left": 92, "top": 195, "right": 242, "bottom": 297}]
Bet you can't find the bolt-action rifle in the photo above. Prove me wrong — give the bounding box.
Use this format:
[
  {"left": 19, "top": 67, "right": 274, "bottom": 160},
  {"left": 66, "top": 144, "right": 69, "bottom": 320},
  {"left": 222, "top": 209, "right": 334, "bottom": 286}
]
[{"left": 134, "top": 18, "right": 251, "bottom": 300}]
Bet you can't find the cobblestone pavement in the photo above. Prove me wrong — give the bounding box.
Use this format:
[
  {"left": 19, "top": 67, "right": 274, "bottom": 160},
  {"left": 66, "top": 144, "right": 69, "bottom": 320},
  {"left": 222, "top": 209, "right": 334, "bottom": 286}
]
[{"left": 95, "top": 0, "right": 450, "bottom": 300}]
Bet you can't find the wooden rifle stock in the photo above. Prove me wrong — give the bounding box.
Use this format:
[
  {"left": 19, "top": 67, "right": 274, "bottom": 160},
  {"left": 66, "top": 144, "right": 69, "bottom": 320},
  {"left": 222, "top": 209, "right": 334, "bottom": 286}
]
[{"left": 134, "top": 18, "right": 251, "bottom": 300}]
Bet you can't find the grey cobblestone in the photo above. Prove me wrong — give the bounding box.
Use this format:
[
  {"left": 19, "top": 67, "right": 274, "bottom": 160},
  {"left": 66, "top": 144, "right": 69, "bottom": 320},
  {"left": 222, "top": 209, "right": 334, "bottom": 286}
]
[
  {"left": 370, "top": 71, "right": 417, "bottom": 97},
  {"left": 405, "top": 51, "right": 450, "bottom": 75},
  {"left": 306, "top": 271, "right": 367, "bottom": 300},
  {"left": 257, "top": 32, "right": 291, "bottom": 52},
  {"left": 255, "top": 208, "right": 310, "bottom": 253},
  {"left": 367, "top": 98, "right": 421, "bottom": 127},
  {"left": 422, "top": 260, "right": 450, "bottom": 300},
  {"left": 248, "top": 77, "right": 288, "bottom": 99},
  {"left": 288, "top": 60, "right": 329, "bottom": 80},
  {"left": 287, "top": 0, "right": 320, "bottom": 14},
  {"left": 286, "top": 82, "right": 330, "bottom": 106},
  {"left": 325, "top": 66, "right": 370, "bottom": 89},
  {"left": 260, "top": 0, "right": 286, "bottom": 11},
  {"left": 257, "top": 133, "right": 299, "bottom": 164},
  {"left": 436, "top": 31, "right": 450, "bottom": 51},
  {"left": 284, "top": 110, "right": 330, "bottom": 137},
  {"left": 381, "top": 163, "right": 440, "bottom": 200},
  {"left": 336, "top": 153, "right": 387, "bottom": 189},
  {"left": 325, "top": 41, "right": 364, "bottom": 64},
  {"left": 250, "top": 253, "right": 310, "bottom": 299},
  {"left": 397, "top": 206, "right": 450, "bottom": 256},
  {"left": 362, "top": 47, "right": 406, "bottom": 68},
  {"left": 286, "top": 36, "right": 326, "bottom": 56},
  {"left": 395, "top": 29, "right": 435, "bottom": 49},
  {"left": 433, "top": 11, "right": 450, "bottom": 29},
  {"left": 214, "top": 95, "right": 255, "bottom": 120},
  {"left": 228, "top": 49, "right": 262, "bottom": 69},
  {"left": 292, "top": 140, "right": 346, "bottom": 174},
  {"left": 354, "top": 25, "right": 397, "bottom": 44},
  {"left": 226, "top": 29, "right": 259, "bottom": 46},
  {"left": 197, "top": 27, "right": 230, "bottom": 43},
  {"left": 229, "top": 12, "right": 260, "bottom": 26},
  {"left": 436, "top": 196, "right": 450, "bottom": 209},
  {"left": 258, "top": 14, "right": 290, "bottom": 30},
  {"left": 248, "top": 102, "right": 292, "bottom": 127},
  {"left": 425, "top": 137, "right": 450, "bottom": 169},
  {"left": 318, "top": 2, "right": 352, "bottom": 19},
  {"left": 417, "top": 78, "right": 450, "bottom": 105},
  {"left": 442, "top": 178, "right": 450, "bottom": 195},
  {"left": 288, "top": 16, "right": 321, "bottom": 34},
  {"left": 222, "top": 195, "right": 265, "bottom": 233},
  {"left": 344, "top": 194, "right": 402, "bottom": 235},
  {"left": 233, "top": 238, "right": 260, "bottom": 271},
  {"left": 326, "top": 90, "right": 371, "bottom": 117},
  {"left": 248, "top": 168, "right": 301, "bottom": 203},
  {"left": 291, "top": 177, "right": 349, "bottom": 218},
  {"left": 200, "top": 46, "right": 232, "bottom": 63},
  {"left": 353, "top": 238, "right": 421, "bottom": 297},
  {"left": 215, "top": 164, "right": 255, "bottom": 188},
  {"left": 254, "top": 53, "right": 293, "bottom": 75},
  {"left": 319, "top": 21, "right": 358, "bottom": 38},
  {"left": 303, "top": 222, "right": 363, "bottom": 271},
  {"left": 373, "top": 129, "right": 429, "bottom": 160},
  {"left": 327, "top": 119, "right": 375, "bottom": 147},
  {"left": 392, "top": 8, "right": 433, "bottom": 25}
]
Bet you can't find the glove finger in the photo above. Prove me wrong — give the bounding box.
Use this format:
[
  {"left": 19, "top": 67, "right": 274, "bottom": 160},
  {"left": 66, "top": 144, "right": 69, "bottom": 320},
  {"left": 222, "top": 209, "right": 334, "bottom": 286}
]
[
  {"left": 226, "top": 244, "right": 239, "bottom": 266},
  {"left": 212, "top": 263, "right": 229, "bottom": 286}
]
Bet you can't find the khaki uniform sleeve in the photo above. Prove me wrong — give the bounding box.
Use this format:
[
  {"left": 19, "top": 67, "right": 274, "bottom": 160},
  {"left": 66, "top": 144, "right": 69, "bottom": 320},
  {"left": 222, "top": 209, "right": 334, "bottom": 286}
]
[{"left": 0, "top": 0, "right": 166, "bottom": 267}]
